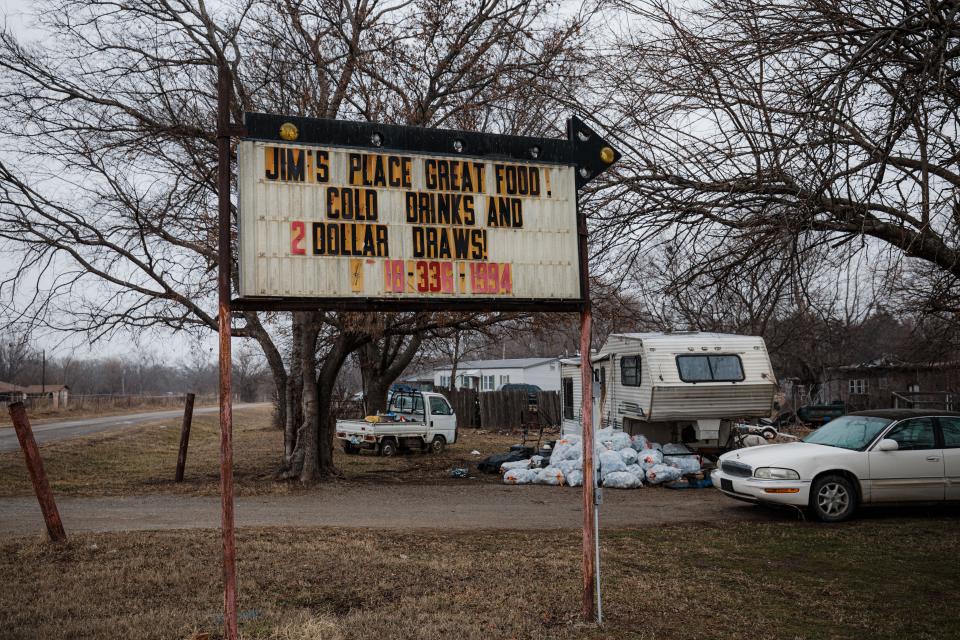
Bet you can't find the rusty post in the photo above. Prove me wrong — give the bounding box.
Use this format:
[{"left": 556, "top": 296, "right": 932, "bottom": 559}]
[
  {"left": 579, "top": 309, "right": 596, "bottom": 620},
  {"left": 175, "top": 393, "right": 196, "bottom": 482},
  {"left": 8, "top": 402, "right": 66, "bottom": 543},
  {"left": 216, "top": 61, "right": 238, "bottom": 640},
  {"left": 572, "top": 117, "right": 597, "bottom": 621}
]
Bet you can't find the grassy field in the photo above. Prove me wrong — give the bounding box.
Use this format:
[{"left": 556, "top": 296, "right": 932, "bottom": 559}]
[
  {"left": 0, "top": 406, "right": 528, "bottom": 496},
  {"left": 0, "top": 399, "right": 218, "bottom": 427},
  {"left": 1, "top": 517, "right": 957, "bottom": 640}
]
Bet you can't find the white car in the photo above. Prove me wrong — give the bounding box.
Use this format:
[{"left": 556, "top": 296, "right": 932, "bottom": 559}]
[{"left": 712, "top": 410, "right": 960, "bottom": 521}]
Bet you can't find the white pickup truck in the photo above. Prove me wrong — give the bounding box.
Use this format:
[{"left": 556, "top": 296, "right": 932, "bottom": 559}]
[{"left": 335, "top": 391, "right": 457, "bottom": 456}]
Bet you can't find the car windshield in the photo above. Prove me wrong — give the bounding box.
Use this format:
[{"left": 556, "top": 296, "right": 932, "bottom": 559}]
[{"left": 803, "top": 415, "right": 892, "bottom": 450}]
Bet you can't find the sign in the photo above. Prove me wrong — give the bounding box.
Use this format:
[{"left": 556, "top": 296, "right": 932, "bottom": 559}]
[{"left": 236, "top": 114, "right": 618, "bottom": 312}]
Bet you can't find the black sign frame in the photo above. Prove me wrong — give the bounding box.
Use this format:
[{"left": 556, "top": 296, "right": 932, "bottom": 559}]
[{"left": 233, "top": 113, "right": 619, "bottom": 313}]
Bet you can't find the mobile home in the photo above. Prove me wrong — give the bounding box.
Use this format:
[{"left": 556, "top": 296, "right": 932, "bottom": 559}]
[{"left": 560, "top": 332, "right": 777, "bottom": 450}]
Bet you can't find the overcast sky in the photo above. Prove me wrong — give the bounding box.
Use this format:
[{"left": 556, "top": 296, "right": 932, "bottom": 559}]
[{"left": 0, "top": 0, "right": 222, "bottom": 366}]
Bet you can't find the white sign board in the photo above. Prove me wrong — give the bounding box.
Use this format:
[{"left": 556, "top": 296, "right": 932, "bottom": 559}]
[{"left": 238, "top": 141, "right": 580, "bottom": 302}]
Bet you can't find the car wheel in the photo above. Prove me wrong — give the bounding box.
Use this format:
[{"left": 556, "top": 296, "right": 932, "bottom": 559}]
[
  {"left": 379, "top": 439, "right": 398, "bottom": 457},
  {"left": 430, "top": 436, "right": 446, "bottom": 455},
  {"left": 811, "top": 474, "right": 857, "bottom": 522}
]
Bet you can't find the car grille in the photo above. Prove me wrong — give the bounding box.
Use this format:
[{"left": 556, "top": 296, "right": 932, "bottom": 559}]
[{"left": 721, "top": 460, "right": 753, "bottom": 478}]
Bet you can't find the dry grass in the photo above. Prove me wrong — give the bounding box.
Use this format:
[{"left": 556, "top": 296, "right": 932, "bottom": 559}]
[
  {"left": 1, "top": 518, "right": 958, "bottom": 640},
  {"left": 0, "top": 406, "right": 530, "bottom": 497}
]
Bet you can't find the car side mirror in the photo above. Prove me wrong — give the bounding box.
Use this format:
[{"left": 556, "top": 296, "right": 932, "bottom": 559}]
[{"left": 877, "top": 438, "right": 899, "bottom": 452}]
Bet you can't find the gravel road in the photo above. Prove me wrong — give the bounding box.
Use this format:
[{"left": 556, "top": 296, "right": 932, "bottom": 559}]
[{"left": 0, "top": 483, "right": 784, "bottom": 537}]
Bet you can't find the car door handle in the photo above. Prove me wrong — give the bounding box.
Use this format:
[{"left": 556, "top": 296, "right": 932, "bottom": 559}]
[{"left": 927, "top": 456, "right": 941, "bottom": 461}]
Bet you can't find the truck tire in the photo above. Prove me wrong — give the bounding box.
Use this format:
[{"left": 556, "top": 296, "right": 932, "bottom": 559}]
[
  {"left": 379, "top": 438, "right": 398, "bottom": 457},
  {"left": 343, "top": 442, "right": 360, "bottom": 455},
  {"left": 430, "top": 435, "right": 446, "bottom": 455}
]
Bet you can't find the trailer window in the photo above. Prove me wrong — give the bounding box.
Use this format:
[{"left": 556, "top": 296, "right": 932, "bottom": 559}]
[
  {"left": 676, "top": 355, "right": 744, "bottom": 382},
  {"left": 562, "top": 377, "right": 574, "bottom": 419},
  {"left": 620, "top": 356, "right": 641, "bottom": 387}
]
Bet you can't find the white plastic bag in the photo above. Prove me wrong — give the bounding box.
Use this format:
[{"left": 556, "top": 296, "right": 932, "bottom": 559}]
[
  {"left": 599, "top": 449, "right": 626, "bottom": 480},
  {"left": 556, "top": 457, "right": 583, "bottom": 475},
  {"left": 499, "top": 459, "right": 531, "bottom": 473},
  {"left": 645, "top": 463, "right": 682, "bottom": 485},
  {"left": 536, "top": 466, "right": 566, "bottom": 485},
  {"left": 565, "top": 469, "right": 584, "bottom": 487},
  {"left": 631, "top": 434, "right": 651, "bottom": 451},
  {"left": 603, "top": 471, "right": 643, "bottom": 489},
  {"left": 503, "top": 468, "right": 537, "bottom": 484},
  {"left": 529, "top": 454, "right": 545, "bottom": 468},
  {"left": 664, "top": 455, "right": 701, "bottom": 474},
  {"left": 625, "top": 463, "right": 645, "bottom": 482},
  {"left": 550, "top": 435, "right": 582, "bottom": 463},
  {"left": 637, "top": 448, "right": 663, "bottom": 469},
  {"left": 619, "top": 447, "right": 638, "bottom": 466},
  {"left": 663, "top": 443, "right": 693, "bottom": 455},
  {"left": 597, "top": 428, "right": 631, "bottom": 451}
]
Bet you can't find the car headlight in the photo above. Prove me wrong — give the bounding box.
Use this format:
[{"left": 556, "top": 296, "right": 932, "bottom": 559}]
[{"left": 754, "top": 467, "right": 800, "bottom": 480}]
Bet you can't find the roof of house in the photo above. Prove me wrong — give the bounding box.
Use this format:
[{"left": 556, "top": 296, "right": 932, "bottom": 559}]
[
  {"left": 613, "top": 331, "right": 738, "bottom": 339},
  {"left": 398, "top": 370, "right": 434, "bottom": 382},
  {"left": 438, "top": 357, "right": 559, "bottom": 371},
  {"left": 831, "top": 357, "right": 960, "bottom": 372},
  {"left": 0, "top": 381, "right": 26, "bottom": 393},
  {"left": 851, "top": 409, "right": 960, "bottom": 419},
  {"left": 559, "top": 354, "right": 609, "bottom": 366},
  {"left": 23, "top": 384, "right": 69, "bottom": 394}
]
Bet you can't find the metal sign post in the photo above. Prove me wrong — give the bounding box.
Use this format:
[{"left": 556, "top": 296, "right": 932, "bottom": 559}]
[
  {"left": 215, "top": 88, "right": 619, "bottom": 634},
  {"left": 216, "top": 61, "right": 238, "bottom": 640}
]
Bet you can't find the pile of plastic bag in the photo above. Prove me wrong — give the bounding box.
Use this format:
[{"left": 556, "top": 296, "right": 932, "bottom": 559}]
[{"left": 500, "top": 428, "right": 702, "bottom": 489}]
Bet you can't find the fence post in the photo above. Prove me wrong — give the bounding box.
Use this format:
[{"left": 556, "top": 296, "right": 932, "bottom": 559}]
[
  {"left": 175, "top": 393, "right": 196, "bottom": 482},
  {"left": 8, "top": 402, "right": 66, "bottom": 543}
]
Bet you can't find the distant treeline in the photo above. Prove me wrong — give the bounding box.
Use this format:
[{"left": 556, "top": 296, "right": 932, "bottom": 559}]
[{"left": 0, "top": 338, "right": 271, "bottom": 401}]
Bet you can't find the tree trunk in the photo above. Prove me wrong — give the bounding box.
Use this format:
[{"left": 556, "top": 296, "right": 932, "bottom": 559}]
[
  {"left": 283, "top": 318, "right": 368, "bottom": 484},
  {"left": 365, "top": 379, "right": 391, "bottom": 415},
  {"left": 448, "top": 332, "right": 461, "bottom": 391},
  {"left": 284, "top": 314, "right": 304, "bottom": 462},
  {"left": 359, "top": 334, "right": 423, "bottom": 415},
  {"left": 297, "top": 319, "right": 322, "bottom": 483},
  {"left": 315, "top": 330, "right": 366, "bottom": 478}
]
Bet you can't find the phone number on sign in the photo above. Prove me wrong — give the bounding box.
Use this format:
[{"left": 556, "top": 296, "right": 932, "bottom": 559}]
[{"left": 383, "top": 259, "right": 512, "bottom": 295}]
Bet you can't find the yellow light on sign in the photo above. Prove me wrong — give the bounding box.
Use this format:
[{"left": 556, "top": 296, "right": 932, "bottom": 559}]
[
  {"left": 279, "top": 122, "right": 299, "bottom": 141},
  {"left": 600, "top": 146, "right": 615, "bottom": 164}
]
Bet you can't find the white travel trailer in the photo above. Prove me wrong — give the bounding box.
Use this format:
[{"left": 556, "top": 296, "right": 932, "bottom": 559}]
[{"left": 560, "top": 332, "right": 777, "bottom": 451}]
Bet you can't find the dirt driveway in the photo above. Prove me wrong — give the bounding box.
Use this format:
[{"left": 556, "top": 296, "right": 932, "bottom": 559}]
[{"left": 0, "top": 483, "right": 786, "bottom": 537}]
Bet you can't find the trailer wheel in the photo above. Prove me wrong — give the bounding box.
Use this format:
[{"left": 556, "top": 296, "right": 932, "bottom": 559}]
[
  {"left": 343, "top": 442, "right": 360, "bottom": 455},
  {"left": 379, "top": 438, "right": 398, "bottom": 457},
  {"left": 430, "top": 436, "right": 446, "bottom": 455}
]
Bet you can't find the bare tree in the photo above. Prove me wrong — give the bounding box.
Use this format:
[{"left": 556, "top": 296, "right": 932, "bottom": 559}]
[
  {"left": 590, "top": 0, "right": 960, "bottom": 325},
  {"left": 0, "top": 328, "right": 34, "bottom": 383},
  {"left": 0, "top": 0, "right": 600, "bottom": 482}
]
